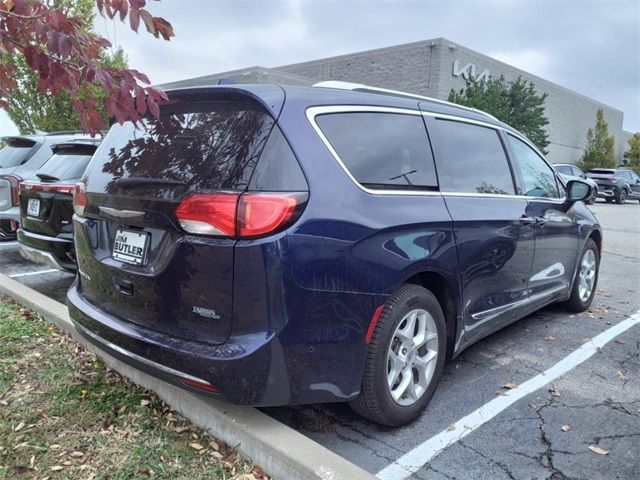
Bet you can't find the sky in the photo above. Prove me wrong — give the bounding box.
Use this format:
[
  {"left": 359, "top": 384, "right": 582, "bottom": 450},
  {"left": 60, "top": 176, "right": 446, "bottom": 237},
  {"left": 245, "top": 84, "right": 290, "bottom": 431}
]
[{"left": 1, "top": 0, "right": 639, "bottom": 136}]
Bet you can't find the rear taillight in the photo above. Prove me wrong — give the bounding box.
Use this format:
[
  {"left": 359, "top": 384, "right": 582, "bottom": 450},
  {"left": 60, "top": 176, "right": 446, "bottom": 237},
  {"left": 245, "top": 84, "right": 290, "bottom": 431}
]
[
  {"left": 175, "top": 193, "right": 239, "bottom": 236},
  {"left": 175, "top": 192, "right": 306, "bottom": 238},
  {"left": 19, "top": 182, "right": 75, "bottom": 195},
  {"left": 2, "top": 175, "right": 22, "bottom": 206},
  {"left": 73, "top": 182, "right": 87, "bottom": 216}
]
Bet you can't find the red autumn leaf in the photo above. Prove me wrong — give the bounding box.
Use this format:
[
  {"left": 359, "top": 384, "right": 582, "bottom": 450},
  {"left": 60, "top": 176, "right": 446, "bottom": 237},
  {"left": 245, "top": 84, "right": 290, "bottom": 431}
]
[{"left": 1, "top": 0, "right": 174, "bottom": 134}]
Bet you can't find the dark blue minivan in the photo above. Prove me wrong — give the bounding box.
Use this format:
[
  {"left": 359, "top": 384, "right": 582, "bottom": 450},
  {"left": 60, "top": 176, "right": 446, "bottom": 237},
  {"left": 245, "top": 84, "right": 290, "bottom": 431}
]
[{"left": 67, "top": 83, "right": 601, "bottom": 426}]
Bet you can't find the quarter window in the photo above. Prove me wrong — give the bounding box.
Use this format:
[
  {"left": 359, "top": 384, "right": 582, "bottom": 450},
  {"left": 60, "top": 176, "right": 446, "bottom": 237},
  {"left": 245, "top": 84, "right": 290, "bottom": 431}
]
[
  {"left": 434, "top": 119, "right": 515, "bottom": 195},
  {"left": 315, "top": 112, "right": 437, "bottom": 189},
  {"left": 507, "top": 135, "right": 560, "bottom": 198}
]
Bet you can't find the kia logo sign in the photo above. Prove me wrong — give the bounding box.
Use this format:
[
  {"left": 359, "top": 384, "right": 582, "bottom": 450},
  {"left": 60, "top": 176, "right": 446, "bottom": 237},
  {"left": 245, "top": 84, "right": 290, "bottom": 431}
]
[{"left": 453, "top": 59, "right": 491, "bottom": 81}]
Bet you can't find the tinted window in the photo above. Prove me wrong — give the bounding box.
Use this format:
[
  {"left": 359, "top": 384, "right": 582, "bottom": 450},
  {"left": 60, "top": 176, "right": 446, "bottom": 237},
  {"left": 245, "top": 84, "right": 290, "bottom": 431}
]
[
  {"left": 435, "top": 120, "right": 515, "bottom": 195},
  {"left": 316, "top": 112, "right": 437, "bottom": 189},
  {"left": 554, "top": 165, "right": 572, "bottom": 175},
  {"left": 0, "top": 139, "right": 37, "bottom": 168},
  {"left": 507, "top": 135, "right": 560, "bottom": 198},
  {"left": 36, "top": 145, "right": 97, "bottom": 181},
  {"left": 248, "top": 125, "right": 307, "bottom": 191},
  {"left": 85, "top": 100, "right": 274, "bottom": 198}
]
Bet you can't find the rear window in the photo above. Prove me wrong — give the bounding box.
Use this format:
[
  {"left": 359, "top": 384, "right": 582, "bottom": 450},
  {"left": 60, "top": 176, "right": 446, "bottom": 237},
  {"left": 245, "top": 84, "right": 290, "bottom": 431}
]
[
  {"left": 588, "top": 169, "right": 615, "bottom": 175},
  {"left": 36, "top": 145, "right": 97, "bottom": 181},
  {"left": 84, "top": 100, "right": 276, "bottom": 197},
  {"left": 0, "top": 138, "right": 37, "bottom": 168},
  {"left": 315, "top": 112, "right": 437, "bottom": 189}
]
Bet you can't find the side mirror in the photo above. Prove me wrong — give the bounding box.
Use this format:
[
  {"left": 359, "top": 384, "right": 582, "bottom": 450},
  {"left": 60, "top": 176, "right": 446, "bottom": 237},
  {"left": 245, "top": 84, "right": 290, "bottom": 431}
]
[{"left": 566, "top": 179, "right": 592, "bottom": 203}]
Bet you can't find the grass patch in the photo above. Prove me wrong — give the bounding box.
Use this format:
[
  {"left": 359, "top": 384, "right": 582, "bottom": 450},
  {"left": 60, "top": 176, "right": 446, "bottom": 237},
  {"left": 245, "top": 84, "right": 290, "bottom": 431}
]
[{"left": 0, "top": 295, "right": 269, "bottom": 479}]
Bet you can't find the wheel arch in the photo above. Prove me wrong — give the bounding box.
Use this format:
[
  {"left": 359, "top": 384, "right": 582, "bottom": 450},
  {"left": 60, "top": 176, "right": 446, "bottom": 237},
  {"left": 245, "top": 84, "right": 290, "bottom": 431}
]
[{"left": 404, "top": 271, "right": 458, "bottom": 359}]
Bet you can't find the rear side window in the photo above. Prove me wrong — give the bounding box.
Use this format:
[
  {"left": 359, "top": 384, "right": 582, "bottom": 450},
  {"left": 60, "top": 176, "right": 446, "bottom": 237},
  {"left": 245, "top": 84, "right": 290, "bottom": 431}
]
[
  {"left": 0, "top": 138, "right": 37, "bottom": 168},
  {"left": 84, "top": 100, "right": 275, "bottom": 198},
  {"left": 36, "top": 145, "right": 97, "bottom": 181},
  {"left": 316, "top": 112, "right": 437, "bottom": 189},
  {"left": 434, "top": 120, "right": 515, "bottom": 195}
]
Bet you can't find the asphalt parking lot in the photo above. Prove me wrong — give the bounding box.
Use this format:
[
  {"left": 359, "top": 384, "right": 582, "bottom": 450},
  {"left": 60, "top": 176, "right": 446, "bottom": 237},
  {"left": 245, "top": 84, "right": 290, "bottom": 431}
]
[{"left": 1, "top": 201, "right": 638, "bottom": 480}]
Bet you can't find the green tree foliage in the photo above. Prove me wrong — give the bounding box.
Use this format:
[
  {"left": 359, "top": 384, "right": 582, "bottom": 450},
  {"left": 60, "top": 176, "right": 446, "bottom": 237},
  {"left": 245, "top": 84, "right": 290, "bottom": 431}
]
[
  {"left": 622, "top": 132, "right": 640, "bottom": 175},
  {"left": 4, "top": 0, "right": 129, "bottom": 134},
  {"left": 448, "top": 75, "right": 550, "bottom": 154},
  {"left": 576, "top": 109, "right": 617, "bottom": 171}
]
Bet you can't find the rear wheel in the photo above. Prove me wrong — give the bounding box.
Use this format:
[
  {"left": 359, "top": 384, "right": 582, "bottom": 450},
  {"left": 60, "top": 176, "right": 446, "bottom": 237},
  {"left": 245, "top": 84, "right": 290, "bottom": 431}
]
[
  {"left": 605, "top": 198, "right": 613, "bottom": 203},
  {"left": 350, "top": 284, "right": 446, "bottom": 426},
  {"left": 561, "top": 238, "right": 599, "bottom": 312},
  {"left": 615, "top": 189, "right": 627, "bottom": 204}
]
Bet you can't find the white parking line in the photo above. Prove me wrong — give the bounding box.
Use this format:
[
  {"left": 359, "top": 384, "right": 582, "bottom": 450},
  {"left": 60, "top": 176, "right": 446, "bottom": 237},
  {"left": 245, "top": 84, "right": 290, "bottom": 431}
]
[
  {"left": 9, "top": 269, "right": 60, "bottom": 278},
  {"left": 376, "top": 311, "right": 640, "bottom": 480}
]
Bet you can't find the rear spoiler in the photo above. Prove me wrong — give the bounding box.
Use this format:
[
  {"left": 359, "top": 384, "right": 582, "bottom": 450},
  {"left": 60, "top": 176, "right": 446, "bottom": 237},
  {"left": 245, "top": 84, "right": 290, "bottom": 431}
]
[
  {"left": 51, "top": 141, "right": 101, "bottom": 154},
  {"left": 1, "top": 136, "right": 37, "bottom": 147}
]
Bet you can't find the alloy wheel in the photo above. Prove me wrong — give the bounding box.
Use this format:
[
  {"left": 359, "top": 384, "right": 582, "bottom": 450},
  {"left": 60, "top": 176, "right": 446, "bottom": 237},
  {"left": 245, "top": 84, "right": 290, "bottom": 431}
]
[
  {"left": 578, "top": 249, "right": 597, "bottom": 302},
  {"left": 386, "top": 309, "right": 439, "bottom": 406}
]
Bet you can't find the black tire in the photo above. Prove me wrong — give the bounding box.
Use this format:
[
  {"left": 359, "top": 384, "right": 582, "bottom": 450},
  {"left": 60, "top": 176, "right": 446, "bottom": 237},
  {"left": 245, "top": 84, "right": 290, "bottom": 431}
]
[
  {"left": 349, "top": 284, "right": 446, "bottom": 426},
  {"left": 605, "top": 197, "right": 613, "bottom": 203},
  {"left": 561, "top": 238, "right": 599, "bottom": 313},
  {"left": 615, "top": 188, "right": 627, "bottom": 204}
]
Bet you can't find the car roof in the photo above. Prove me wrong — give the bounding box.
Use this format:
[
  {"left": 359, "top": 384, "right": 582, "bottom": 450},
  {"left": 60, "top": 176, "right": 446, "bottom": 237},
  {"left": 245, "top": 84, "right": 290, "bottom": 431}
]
[{"left": 163, "top": 83, "right": 520, "bottom": 135}]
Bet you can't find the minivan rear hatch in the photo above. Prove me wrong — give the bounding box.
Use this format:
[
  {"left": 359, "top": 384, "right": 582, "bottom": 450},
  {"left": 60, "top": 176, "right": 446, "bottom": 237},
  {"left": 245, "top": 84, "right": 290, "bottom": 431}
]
[{"left": 75, "top": 88, "right": 304, "bottom": 345}]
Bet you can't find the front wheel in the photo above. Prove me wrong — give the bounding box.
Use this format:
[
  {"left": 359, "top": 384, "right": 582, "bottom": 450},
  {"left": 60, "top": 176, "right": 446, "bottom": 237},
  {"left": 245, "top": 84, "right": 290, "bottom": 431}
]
[
  {"left": 349, "top": 284, "right": 446, "bottom": 426},
  {"left": 561, "top": 238, "right": 599, "bottom": 312}
]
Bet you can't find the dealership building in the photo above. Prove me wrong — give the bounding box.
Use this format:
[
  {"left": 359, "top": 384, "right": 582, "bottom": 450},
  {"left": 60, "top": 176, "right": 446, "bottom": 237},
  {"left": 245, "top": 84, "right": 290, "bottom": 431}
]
[{"left": 161, "top": 37, "right": 634, "bottom": 165}]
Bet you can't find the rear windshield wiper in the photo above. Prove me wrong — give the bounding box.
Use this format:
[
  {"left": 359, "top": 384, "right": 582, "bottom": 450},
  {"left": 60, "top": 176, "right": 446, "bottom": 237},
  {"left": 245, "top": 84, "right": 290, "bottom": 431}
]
[
  {"left": 114, "top": 177, "right": 186, "bottom": 188},
  {"left": 36, "top": 173, "right": 60, "bottom": 182},
  {"left": 361, "top": 183, "right": 437, "bottom": 191}
]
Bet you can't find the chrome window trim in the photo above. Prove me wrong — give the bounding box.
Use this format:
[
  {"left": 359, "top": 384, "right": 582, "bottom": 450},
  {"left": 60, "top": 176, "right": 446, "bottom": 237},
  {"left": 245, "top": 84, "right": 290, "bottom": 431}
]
[{"left": 306, "top": 105, "right": 568, "bottom": 203}]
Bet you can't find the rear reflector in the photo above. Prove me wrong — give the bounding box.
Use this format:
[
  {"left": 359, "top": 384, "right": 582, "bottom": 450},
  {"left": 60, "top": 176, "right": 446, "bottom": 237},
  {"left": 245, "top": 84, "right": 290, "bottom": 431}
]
[
  {"left": 177, "top": 376, "right": 219, "bottom": 393},
  {"left": 73, "top": 182, "right": 87, "bottom": 216},
  {"left": 175, "top": 192, "right": 306, "bottom": 238},
  {"left": 365, "top": 305, "right": 385, "bottom": 344}
]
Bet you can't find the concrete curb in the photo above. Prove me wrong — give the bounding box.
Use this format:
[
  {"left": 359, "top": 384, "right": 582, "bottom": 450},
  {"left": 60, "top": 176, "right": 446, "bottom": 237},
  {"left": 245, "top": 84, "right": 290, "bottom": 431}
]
[{"left": 0, "top": 273, "right": 377, "bottom": 480}]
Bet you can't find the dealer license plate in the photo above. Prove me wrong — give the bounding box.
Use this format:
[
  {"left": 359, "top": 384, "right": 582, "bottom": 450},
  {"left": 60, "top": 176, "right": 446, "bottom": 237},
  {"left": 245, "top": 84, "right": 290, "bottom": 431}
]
[{"left": 112, "top": 229, "right": 150, "bottom": 266}]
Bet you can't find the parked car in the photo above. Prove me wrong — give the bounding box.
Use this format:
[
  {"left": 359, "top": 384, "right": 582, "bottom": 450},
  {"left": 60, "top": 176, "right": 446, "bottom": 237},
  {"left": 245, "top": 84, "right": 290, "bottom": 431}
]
[
  {"left": 553, "top": 163, "right": 597, "bottom": 204},
  {"left": 0, "top": 132, "right": 97, "bottom": 239},
  {"left": 586, "top": 168, "right": 640, "bottom": 204},
  {"left": 17, "top": 139, "right": 100, "bottom": 271},
  {"left": 67, "top": 83, "right": 601, "bottom": 426}
]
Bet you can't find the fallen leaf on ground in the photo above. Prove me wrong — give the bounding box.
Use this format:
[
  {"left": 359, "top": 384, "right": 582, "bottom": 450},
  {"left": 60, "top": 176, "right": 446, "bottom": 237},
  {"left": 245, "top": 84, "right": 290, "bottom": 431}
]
[
  {"left": 501, "top": 382, "right": 518, "bottom": 389},
  {"left": 447, "top": 423, "right": 456, "bottom": 431},
  {"left": 549, "top": 388, "right": 560, "bottom": 397},
  {"left": 561, "top": 425, "right": 570, "bottom": 432},
  {"left": 189, "top": 443, "right": 204, "bottom": 451},
  {"left": 140, "top": 399, "right": 150, "bottom": 407},
  {"left": 14, "top": 421, "right": 25, "bottom": 432},
  {"left": 71, "top": 451, "right": 84, "bottom": 457},
  {"left": 617, "top": 371, "right": 629, "bottom": 381},
  {"left": 174, "top": 426, "right": 190, "bottom": 434},
  {"left": 588, "top": 445, "right": 609, "bottom": 455},
  {"left": 50, "top": 465, "right": 64, "bottom": 471},
  {"left": 544, "top": 336, "right": 556, "bottom": 341},
  {"left": 614, "top": 339, "right": 626, "bottom": 345},
  {"left": 209, "top": 440, "right": 220, "bottom": 450}
]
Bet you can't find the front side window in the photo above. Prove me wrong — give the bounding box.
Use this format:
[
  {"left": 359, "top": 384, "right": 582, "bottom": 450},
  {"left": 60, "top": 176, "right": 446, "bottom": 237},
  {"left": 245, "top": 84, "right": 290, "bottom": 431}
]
[
  {"left": 434, "top": 119, "right": 515, "bottom": 195},
  {"left": 315, "top": 112, "right": 437, "bottom": 189},
  {"left": 554, "top": 165, "right": 572, "bottom": 176},
  {"left": 507, "top": 135, "right": 560, "bottom": 198}
]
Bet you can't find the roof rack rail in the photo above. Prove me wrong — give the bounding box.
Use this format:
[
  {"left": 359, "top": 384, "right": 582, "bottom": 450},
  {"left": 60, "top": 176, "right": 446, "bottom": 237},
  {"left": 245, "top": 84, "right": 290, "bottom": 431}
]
[
  {"left": 46, "top": 130, "right": 104, "bottom": 138},
  {"left": 312, "top": 81, "right": 500, "bottom": 122}
]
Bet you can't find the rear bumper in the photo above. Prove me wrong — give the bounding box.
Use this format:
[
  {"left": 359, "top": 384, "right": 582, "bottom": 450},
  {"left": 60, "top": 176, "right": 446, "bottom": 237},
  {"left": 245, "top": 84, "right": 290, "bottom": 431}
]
[
  {"left": 17, "top": 228, "right": 75, "bottom": 271},
  {"left": 67, "top": 281, "right": 304, "bottom": 406}
]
